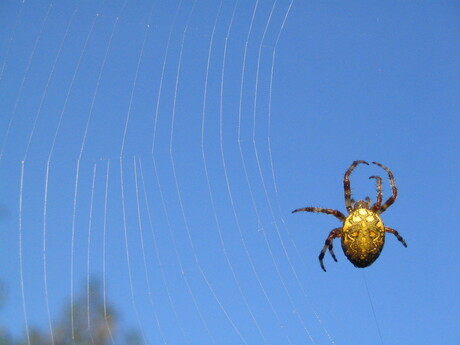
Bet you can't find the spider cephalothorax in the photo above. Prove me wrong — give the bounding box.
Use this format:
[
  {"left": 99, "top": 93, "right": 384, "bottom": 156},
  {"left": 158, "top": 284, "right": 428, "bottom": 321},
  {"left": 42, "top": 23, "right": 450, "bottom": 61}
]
[{"left": 292, "top": 160, "right": 407, "bottom": 271}]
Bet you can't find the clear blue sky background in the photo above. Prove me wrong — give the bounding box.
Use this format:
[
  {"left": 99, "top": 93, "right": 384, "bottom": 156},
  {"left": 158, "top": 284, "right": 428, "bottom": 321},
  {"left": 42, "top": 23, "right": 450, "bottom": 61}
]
[{"left": 1, "top": 1, "right": 459, "bottom": 344}]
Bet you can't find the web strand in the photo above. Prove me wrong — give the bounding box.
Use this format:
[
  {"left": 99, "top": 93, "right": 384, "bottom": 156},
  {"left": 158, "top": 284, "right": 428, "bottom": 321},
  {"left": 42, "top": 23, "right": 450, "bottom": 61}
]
[
  {"left": 102, "top": 160, "right": 116, "bottom": 345},
  {"left": 149, "top": 157, "right": 191, "bottom": 345},
  {"left": 265, "top": 2, "right": 336, "bottom": 343},
  {"left": 23, "top": 9, "right": 77, "bottom": 162},
  {"left": 168, "top": 2, "right": 218, "bottom": 343},
  {"left": 0, "top": 0, "right": 25, "bottom": 80},
  {"left": 0, "top": 4, "right": 52, "bottom": 162},
  {"left": 133, "top": 158, "right": 167, "bottom": 344},
  {"left": 18, "top": 161, "right": 30, "bottom": 345},
  {"left": 148, "top": 5, "right": 202, "bottom": 342},
  {"left": 39, "top": 10, "right": 97, "bottom": 344},
  {"left": 200, "top": 1, "right": 253, "bottom": 343},
  {"left": 85, "top": 163, "right": 97, "bottom": 345},
  {"left": 250, "top": 1, "right": 334, "bottom": 343},
  {"left": 363, "top": 272, "right": 385, "bottom": 345},
  {"left": 42, "top": 161, "right": 55, "bottom": 345},
  {"left": 70, "top": 11, "right": 120, "bottom": 342},
  {"left": 236, "top": 0, "right": 293, "bottom": 341},
  {"left": 119, "top": 157, "right": 148, "bottom": 344},
  {"left": 0, "top": 2, "right": 377, "bottom": 344},
  {"left": 249, "top": 1, "right": 319, "bottom": 338},
  {"left": 151, "top": 1, "right": 184, "bottom": 153}
]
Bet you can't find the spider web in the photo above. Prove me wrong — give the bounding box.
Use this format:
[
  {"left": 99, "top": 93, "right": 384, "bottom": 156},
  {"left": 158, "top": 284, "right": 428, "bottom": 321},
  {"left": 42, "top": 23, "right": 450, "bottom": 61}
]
[{"left": 0, "top": 1, "right": 393, "bottom": 344}]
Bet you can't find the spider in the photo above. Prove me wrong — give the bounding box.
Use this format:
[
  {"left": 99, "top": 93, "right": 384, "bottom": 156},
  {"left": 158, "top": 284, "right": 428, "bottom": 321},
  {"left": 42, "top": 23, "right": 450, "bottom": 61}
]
[{"left": 292, "top": 160, "right": 407, "bottom": 271}]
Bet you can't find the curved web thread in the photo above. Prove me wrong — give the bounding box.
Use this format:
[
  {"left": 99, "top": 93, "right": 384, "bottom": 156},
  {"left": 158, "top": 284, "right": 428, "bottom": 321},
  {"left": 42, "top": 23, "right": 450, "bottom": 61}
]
[
  {"left": 46, "top": 9, "right": 140, "bottom": 343},
  {"left": 168, "top": 2, "right": 249, "bottom": 342},
  {"left": 119, "top": 158, "right": 149, "bottom": 345},
  {"left": 249, "top": 1, "right": 336, "bottom": 344},
  {"left": 20, "top": 10, "right": 78, "bottom": 344},
  {"left": 118, "top": 7, "right": 167, "bottom": 329},
  {"left": 248, "top": 4, "right": 316, "bottom": 341},
  {"left": 0, "top": 1, "right": 368, "bottom": 344},
  {"left": 146, "top": 4, "right": 195, "bottom": 342},
  {"left": 17, "top": 162, "right": 28, "bottom": 345},
  {"left": 232, "top": 0, "right": 318, "bottom": 342},
  {"left": 118, "top": 2, "right": 155, "bottom": 343},
  {"left": 116, "top": 6, "right": 189, "bottom": 342},
  {"left": 214, "top": 1, "right": 297, "bottom": 343},
  {"left": 68, "top": 6, "right": 127, "bottom": 342},
  {"left": 148, "top": 157, "right": 193, "bottom": 345},
  {"left": 236, "top": 1, "right": 284, "bottom": 328},
  {"left": 43, "top": 9, "right": 99, "bottom": 345},
  {"left": 15, "top": 5, "right": 58, "bottom": 345},
  {"left": 264, "top": 4, "right": 336, "bottom": 344},
  {"left": 0, "top": 3, "right": 52, "bottom": 162},
  {"left": 85, "top": 163, "right": 97, "bottom": 345},
  {"left": 13, "top": 5, "right": 103, "bottom": 343},
  {"left": 200, "top": 1, "right": 259, "bottom": 343},
  {"left": 0, "top": 0, "right": 25, "bottom": 80},
  {"left": 134, "top": 158, "right": 168, "bottom": 344},
  {"left": 149, "top": 1, "right": 212, "bottom": 344},
  {"left": 101, "top": 160, "right": 116, "bottom": 345}
]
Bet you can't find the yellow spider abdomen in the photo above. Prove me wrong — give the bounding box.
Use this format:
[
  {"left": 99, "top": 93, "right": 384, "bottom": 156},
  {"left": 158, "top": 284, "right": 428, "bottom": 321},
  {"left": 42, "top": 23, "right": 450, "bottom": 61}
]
[{"left": 341, "top": 208, "right": 385, "bottom": 268}]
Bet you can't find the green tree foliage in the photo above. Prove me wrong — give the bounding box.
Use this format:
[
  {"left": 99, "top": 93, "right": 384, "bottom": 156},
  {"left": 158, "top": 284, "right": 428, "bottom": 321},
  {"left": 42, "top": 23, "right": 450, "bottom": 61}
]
[{"left": 2, "top": 279, "right": 140, "bottom": 345}]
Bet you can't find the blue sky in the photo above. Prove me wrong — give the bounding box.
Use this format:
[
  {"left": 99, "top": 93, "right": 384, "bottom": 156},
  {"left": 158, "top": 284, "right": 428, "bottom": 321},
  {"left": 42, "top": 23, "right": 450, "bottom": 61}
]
[{"left": 1, "top": 1, "right": 459, "bottom": 344}]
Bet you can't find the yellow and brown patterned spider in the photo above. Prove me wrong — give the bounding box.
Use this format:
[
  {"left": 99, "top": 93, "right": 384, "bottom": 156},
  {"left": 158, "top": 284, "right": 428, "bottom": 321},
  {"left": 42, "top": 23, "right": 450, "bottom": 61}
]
[{"left": 292, "top": 160, "right": 407, "bottom": 271}]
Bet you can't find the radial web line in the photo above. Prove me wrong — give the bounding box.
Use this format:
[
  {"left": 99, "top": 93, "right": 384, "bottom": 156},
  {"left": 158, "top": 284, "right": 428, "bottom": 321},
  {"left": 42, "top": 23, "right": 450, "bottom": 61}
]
[
  {"left": 18, "top": 162, "right": 30, "bottom": 345},
  {"left": 26, "top": 9, "right": 77, "bottom": 345},
  {"left": 23, "top": 9, "right": 77, "bottom": 162},
  {"left": 86, "top": 163, "right": 97, "bottom": 345},
  {"left": 265, "top": 3, "right": 335, "bottom": 343},
  {"left": 120, "top": 11, "right": 151, "bottom": 157},
  {"left": 42, "top": 161, "right": 55, "bottom": 345},
  {"left": 102, "top": 160, "right": 116, "bottom": 345},
  {"left": 168, "top": 3, "right": 221, "bottom": 343},
  {"left": 39, "top": 10, "right": 98, "bottom": 345},
  {"left": 362, "top": 272, "right": 385, "bottom": 345},
  {"left": 0, "top": 0, "right": 25, "bottom": 80},
  {"left": 71, "top": 5, "right": 125, "bottom": 341},
  {"left": 133, "top": 158, "right": 166, "bottom": 344},
  {"left": 78, "top": 11, "right": 122, "bottom": 160},
  {"left": 199, "top": 1, "right": 253, "bottom": 343},
  {"left": 235, "top": 1, "right": 293, "bottom": 342},
  {"left": 151, "top": 0, "right": 183, "bottom": 153},
  {"left": 115, "top": 2, "right": 158, "bottom": 343},
  {"left": 148, "top": 4, "right": 191, "bottom": 342},
  {"left": 266, "top": 0, "right": 309, "bottom": 281},
  {"left": 149, "top": 158, "right": 191, "bottom": 345},
  {"left": 138, "top": 158, "right": 183, "bottom": 344},
  {"left": 247, "top": 2, "right": 315, "bottom": 343},
  {"left": 25, "top": 13, "right": 75, "bottom": 343},
  {"left": 219, "top": 0, "right": 286, "bottom": 342},
  {"left": 47, "top": 12, "right": 97, "bottom": 160},
  {"left": 119, "top": 158, "right": 148, "bottom": 345},
  {"left": 219, "top": 0, "right": 269, "bottom": 340},
  {"left": 69, "top": 159, "right": 80, "bottom": 345},
  {"left": 0, "top": 3, "right": 52, "bottom": 161}
]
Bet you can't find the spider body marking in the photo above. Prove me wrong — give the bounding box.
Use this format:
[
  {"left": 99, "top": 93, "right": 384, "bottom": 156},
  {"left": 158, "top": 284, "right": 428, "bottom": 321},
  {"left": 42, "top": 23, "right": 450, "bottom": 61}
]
[
  {"left": 292, "top": 161, "right": 407, "bottom": 271},
  {"left": 342, "top": 206, "right": 385, "bottom": 268}
]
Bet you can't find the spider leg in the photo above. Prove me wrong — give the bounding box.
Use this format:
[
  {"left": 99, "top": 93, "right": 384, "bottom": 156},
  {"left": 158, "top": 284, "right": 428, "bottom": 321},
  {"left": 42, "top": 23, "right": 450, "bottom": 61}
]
[
  {"left": 385, "top": 227, "right": 407, "bottom": 247},
  {"left": 292, "top": 207, "right": 346, "bottom": 222},
  {"left": 344, "top": 160, "right": 369, "bottom": 213},
  {"left": 372, "top": 162, "right": 398, "bottom": 214},
  {"left": 369, "top": 175, "right": 383, "bottom": 211},
  {"left": 328, "top": 243, "right": 338, "bottom": 262},
  {"left": 319, "top": 227, "right": 342, "bottom": 272}
]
